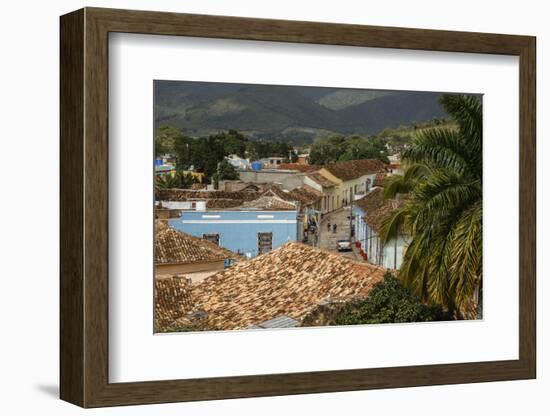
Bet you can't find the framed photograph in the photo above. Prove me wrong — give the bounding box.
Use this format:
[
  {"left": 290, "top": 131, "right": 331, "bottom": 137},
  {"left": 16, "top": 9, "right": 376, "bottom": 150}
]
[{"left": 60, "top": 7, "right": 536, "bottom": 408}]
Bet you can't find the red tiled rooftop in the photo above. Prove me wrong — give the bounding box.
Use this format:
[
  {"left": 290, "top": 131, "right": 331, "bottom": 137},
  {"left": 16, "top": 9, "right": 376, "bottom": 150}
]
[
  {"left": 323, "top": 159, "right": 387, "bottom": 181},
  {"left": 155, "top": 242, "right": 386, "bottom": 331}
]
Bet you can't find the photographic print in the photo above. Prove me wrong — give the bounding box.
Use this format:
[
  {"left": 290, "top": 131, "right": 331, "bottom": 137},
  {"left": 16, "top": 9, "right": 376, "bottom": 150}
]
[{"left": 153, "top": 81, "right": 483, "bottom": 333}]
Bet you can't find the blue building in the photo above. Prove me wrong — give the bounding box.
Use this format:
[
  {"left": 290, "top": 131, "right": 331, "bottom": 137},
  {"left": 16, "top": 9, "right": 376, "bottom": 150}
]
[{"left": 168, "top": 209, "right": 298, "bottom": 259}]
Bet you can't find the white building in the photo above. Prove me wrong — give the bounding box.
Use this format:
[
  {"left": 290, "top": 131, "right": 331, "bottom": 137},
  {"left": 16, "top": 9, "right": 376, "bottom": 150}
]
[
  {"left": 353, "top": 187, "right": 407, "bottom": 270},
  {"left": 226, "top": 154, "right": 250, "bottom": 170}
]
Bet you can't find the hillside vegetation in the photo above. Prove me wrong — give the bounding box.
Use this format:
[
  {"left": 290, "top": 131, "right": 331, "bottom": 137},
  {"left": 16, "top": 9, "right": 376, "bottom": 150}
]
[{"left": 154, "top": 80, "right": 449, "bottom": 143}]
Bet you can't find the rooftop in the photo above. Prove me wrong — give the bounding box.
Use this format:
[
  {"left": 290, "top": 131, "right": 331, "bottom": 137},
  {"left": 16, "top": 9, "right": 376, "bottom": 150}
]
[
  {"left": 156, "top": 189, "right": 259, "bottom": 202},
  {"left": 155, "top": 242, "right": 386, "bottom": 331},
  {"left": 240, "top": 195, "right": 297, "bottom": 210},
  {"left": 307, "top": 172, "right": 338, "bottom": 188},
  {"left": 322, "top": 159, "right": 387, "bottom": 181},
  {"left": 155, "top": 221, "right": 242, "bottom": 265},
  {"left": 277, "top": 163, "right": 321, "bottom": 172},
  {"left": 154, "top": 276, "right": 195, "bottom": 330},
  {"left": 261, "top": 184, "right": 322, "bottom": 208},
  {"left": 205, "top": 199, "right": 244, "bottom": 209},
  {"left": 354, "top": 188, "right": 404, "bottom": 232}
]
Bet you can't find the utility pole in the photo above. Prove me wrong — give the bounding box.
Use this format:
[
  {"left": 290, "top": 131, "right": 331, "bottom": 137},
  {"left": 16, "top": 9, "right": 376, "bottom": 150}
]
[{"left": 349, "top": 194, "right": 354, "bottom": 241}]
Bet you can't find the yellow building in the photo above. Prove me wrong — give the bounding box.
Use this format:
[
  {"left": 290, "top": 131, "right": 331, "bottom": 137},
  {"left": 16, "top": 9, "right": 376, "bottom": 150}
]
[
  {"left": 183, "top": 170, "right": 205, "bottom": 183},
  {"left": 317, "top": 159, "right": 387, "bottom": 211}
]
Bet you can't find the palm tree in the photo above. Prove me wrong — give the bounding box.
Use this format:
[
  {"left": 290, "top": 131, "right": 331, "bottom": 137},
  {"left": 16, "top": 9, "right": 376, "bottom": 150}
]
[{"left": 380, "top": 94, "right": 482, "bottom": 317}]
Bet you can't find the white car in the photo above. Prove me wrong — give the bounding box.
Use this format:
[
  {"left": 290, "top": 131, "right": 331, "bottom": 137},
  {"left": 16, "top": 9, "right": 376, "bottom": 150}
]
[{"left": 336, "top": 240, "right": 352, "bottom": 252}]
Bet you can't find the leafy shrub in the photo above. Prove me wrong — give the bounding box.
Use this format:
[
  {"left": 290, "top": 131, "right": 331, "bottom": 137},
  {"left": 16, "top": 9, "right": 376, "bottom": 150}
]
[{"left": 331, "top": 273, "right": 446, "bottom": 325}]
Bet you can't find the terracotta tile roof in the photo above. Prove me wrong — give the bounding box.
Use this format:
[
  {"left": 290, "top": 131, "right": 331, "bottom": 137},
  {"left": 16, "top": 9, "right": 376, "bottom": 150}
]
[
  {"left": 205, "top": 199, "right": 243, "bottom": 209},
  {"left": 287, "top": 185, "right": 323, "bottom": 206},
  {"left": 155, "top": 219, "right": 170, "bottom": 232},
  {"left": 307, "top": 172, "right": 338, "bottom": 188},
  {"left": 156, "top": 189, "right": 259, "bottom": 202},
  {"left": 240, "top": 196, "right": 297, "bottom": 210},
  {"left": 155, "top": 242, "right": 386, "bottom": 331},
  {"left": 155, "top": 221, "right": 241, "bottom": 265},
  {"left": 365, "top": 201, "right": 403, "bottom": 232},
  {"left": 277, "top": 163, "right": 321, "bottom": 172},
  {"left": 354, "top": 187, "right": 386, "bottom": 213},
  {"left": 354, "top": 188, "right": 404, "bottom": 232},
  {"left": 323, "top": 159, "right": 387, "bottom": 181},
  {"left": 154, "top": 275, "right": 195, "bottom": 329},
  {"left": 261, "top": 184, "right": 321, "bottom": 208},
  {"left": 235, "top": 183, "right": 264, "bottom": 192}
]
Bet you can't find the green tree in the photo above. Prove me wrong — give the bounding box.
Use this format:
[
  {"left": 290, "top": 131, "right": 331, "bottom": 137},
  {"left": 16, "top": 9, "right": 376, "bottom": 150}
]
[
  {"left": 155, "top": 125, "right": 183, "bottom": 156},
  {"left": 309, "top": 135, "right": 389, "bottom": 165},
  {"left": 308, "top": 136, "right": 347, "bottom": 164},
  {"left": 337, "top": 135, "right": 390, "bottom": 163},
  {"left": 244, "top": 139, "right": 295, "bottom": 161},
  {"left": 331, "top": 273, "right": 443, "bottom": 325},
  {"left": 217, "top": 159, "right": 239, "bottom": 180},
  {"left": 211, "top": 159, "right": 239, "bottom": 189},
  {"left": 380, "top": 94, "right": 482, "bottom": 316},
  {"left": 213, "top": 130, "right": 248, "bottom": 157},
  {"left": 173, "top": 134, "right": 194, "bottom": 169}
]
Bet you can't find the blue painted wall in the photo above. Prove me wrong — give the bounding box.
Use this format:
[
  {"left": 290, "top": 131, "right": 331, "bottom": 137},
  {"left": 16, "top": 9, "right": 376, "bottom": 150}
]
[{"left": 168, "top": 210, "right": 298, "bottom": 258}]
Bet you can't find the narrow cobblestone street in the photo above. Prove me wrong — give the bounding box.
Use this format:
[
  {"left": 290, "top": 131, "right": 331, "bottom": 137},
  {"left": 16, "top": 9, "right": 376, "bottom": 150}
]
[{"left": 318, "top": 207, "right": 362, "bottom": 260}]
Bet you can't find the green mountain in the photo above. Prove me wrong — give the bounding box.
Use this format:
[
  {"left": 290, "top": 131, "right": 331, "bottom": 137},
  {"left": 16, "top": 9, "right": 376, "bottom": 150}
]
[
  {"left": 316, "top": 89, "right": 390, "bottom": 110},
  {"left": 154, "top": 81, "right": 448, "bottom": 143}
]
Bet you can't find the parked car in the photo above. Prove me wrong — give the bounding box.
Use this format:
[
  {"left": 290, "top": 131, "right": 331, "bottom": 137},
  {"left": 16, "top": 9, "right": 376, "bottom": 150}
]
[{"left": 336, "top": 239, "right": 352, "bottom": 252}]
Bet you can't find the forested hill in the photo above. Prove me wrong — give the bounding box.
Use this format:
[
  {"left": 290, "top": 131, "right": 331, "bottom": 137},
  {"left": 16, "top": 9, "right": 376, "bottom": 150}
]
[{"left": 154, "top": 81, "right": 447, "bottom": 144}]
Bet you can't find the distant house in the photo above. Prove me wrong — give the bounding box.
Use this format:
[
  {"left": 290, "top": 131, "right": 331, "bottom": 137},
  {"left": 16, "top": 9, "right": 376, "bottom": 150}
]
[
  {"left": 237, "top": 167, "right": 307, "bottom": 190},
  {"left": 156, "top": 154, "right": 177, "bottom": 165},
  {"left": 154, "top": 242, "right": 386, "bottom": 331},
  {"left": 182, "top": 169, "right": 205, "bottom": 183},
  {"left": 168, "top": 203, "right": 299, "bottom": 259},
  {"left": 156, "top": 188, "right": 260, "bottom": 211},
  {"left": 317, "top": 159, "right": 387, "bottom": 211},
  {"left": 156, "top": 200, "right": 207, "bottom": 212},
  {"left": 260, "top": 184, "right": 323, "bottom": 237},
  {"left": 226, "top": 154, "right": 250, "bottom": 170},
  {"left": 154, "top": 163, "right": 176, "bottom": 177},
  {"left": 259, "top": 156, "right": 284, "bottom": 169},
  {"left": 219, "top": 180, "right": 269, "bottom": 193},
  {"left": 353, "top": 188, "right": 407, "bottom": 270},
  {"left": 303, "top": 172, "right": 339, "bottom": 213},
  {"left": 155, "top": 221, "right": 242, "bottom": 283},
  {"left": 296, "top": 154, "right": 310, "bottom": 165},
  {"left": 388, "top": 154, "right": 403, "bottom": 175}
]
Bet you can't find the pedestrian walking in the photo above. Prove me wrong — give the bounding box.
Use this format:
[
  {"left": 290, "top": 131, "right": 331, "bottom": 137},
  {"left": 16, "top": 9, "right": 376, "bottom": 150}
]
[
  {"left": 333, "top": 223, "right": 337, "bottom": 234},
  {"left": 327, "top": 221, "right": 331, "bottom": 232}
]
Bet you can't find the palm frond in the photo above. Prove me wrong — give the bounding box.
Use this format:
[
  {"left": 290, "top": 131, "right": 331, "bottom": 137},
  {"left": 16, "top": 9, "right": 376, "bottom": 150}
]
[
  {"left": 404, "top": 128, "right": 474, "bottom": 175},
  {"left": 378, "top": 93, "right": 483, "bottom": 315},
  {"left": 379, "top": 206, "right": 408, "bottom": 245},
  {"left": 440, "top": 94, "right": 482, "bottom": 146},
  {"left": 449, "top": 201, "right": 482, "bottom": 307}
]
